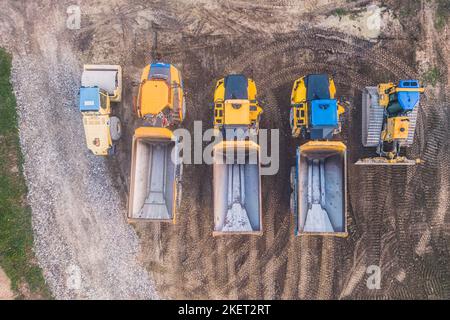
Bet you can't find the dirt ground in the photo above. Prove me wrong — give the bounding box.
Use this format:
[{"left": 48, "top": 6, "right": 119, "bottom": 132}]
[
  {"left": 0, "top": 0, "right": 449, "bottom": 299},
  {"left": 0, "top": 267, "right": 14, "bottom": 300}
]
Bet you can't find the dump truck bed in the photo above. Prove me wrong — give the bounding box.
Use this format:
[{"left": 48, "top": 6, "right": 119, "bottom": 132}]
[
  {"left": 213, "top": 141, "right": 262, "bottom": 235},
  {"left": 128, "top": 127, "right": 181, "bottom": 222},
  {"left": 293, "top": 141, "right": 347, "bottom": 236}
]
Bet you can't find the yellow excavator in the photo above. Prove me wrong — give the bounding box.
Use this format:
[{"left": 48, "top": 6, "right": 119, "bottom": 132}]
[
  {"left": 128, "top": 62, "right": 185, "bottom": 223},
  {"left": 357, "top": 80, "right": 424, "bottom": 165},
  {"left": 212, "top": 74, "right": 263, "bottom": 235}
]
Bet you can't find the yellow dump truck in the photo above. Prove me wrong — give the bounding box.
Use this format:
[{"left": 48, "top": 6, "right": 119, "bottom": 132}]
[
  {"left": 212, "top": 74, "right": 263, "bottom": 235},
  {"left": 289, "top": 74, "right": 347, "bottom": 236},
  {"left": 128, "top": 62, "right": 185, "bottom": 222},
  {"left": 79, "top": 65, "right": 122, "bottom": 155}
]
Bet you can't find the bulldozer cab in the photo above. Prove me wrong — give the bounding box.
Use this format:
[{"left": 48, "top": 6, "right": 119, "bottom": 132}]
[{"left": 357, "top": 80, "right": 424, "bottom": 165}]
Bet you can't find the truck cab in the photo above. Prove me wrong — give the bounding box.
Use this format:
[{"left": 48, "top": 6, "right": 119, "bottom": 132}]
[
  {"left": 290, "top": 74, "right": 345, "bottom": 139},
  {"left": 213, "top": 74, "right": 262, "bottom": 138},
  {"left": 135, "top": 62, "right": 185, "bottom": 127}
]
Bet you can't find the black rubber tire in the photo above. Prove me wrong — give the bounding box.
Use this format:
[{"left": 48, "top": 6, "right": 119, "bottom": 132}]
[
  {"left": 181, "top": 98, "right": 186, "bottom": 122},
  {"left": 289, "top": 108, "right": 294, "bottom": 130},
  {"left": 290, "top": 192, "right": 295, "bottom": 216},
  {"left": 110, "top": 116, "right": 122, "bottom": 141},
  {"left": 290, "top": 166, "right": 296, "bottom": 189}
]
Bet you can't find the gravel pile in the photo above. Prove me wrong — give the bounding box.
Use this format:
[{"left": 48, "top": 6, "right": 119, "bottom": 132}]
[{"left": 10, "top": 43, "right": 157, "bottom": 299}]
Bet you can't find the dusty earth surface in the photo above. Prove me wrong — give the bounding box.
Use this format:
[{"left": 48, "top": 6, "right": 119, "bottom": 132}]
[
  {"left": 0, "top": 266, "right": 14, "bottom": 300},
  {"left": 0, "top": 0, "right": 449, "bottom": 299}
]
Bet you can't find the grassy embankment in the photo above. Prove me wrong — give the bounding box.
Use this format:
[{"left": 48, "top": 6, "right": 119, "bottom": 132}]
[{"left": 0, "top": 48, "right": 51, "bottom": 299}]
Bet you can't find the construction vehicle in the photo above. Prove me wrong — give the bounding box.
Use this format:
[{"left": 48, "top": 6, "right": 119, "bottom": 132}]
[
  {"left": 79, "top": 65, "right": 122, "bottom": 155},
  {"left": 133, "top": 62, "right": 185, "bottom": 127},
  {"left": 289, "top": 74, "right": 347, "bottom": 236},
  {"left": 128, "top": 62, "right": 185, "bottom": 222},
  {"left": 290, "top": 74, "right": 345, "bottom": 139},
  {"left": 356, "top": 80, "right": 424, "bottom": 165},
  {"left": 212, "top": 74, "right": 263, "bottom": 235}
]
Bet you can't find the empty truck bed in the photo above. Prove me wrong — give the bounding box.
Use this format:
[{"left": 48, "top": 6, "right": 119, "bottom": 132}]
[
  {"left": 128, "top": 128, "right": 180, "bottom": 222},
  {"left": 293, "top": 141, "right": 347, "bottom": 236},
  {"left": 213, "top": 141, "right": 262, "bottom": 235}
]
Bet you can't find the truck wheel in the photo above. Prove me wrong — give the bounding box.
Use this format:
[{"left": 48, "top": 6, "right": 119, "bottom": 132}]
[
  {"left": 108, "top": 144, "right": 116, "bottom": 156},
  {"left": 290, "top": 192, "right": 295, "bottom": 216},
  {"left": 177, "top": 184, "right": 182, "bottom": 209},
  {"left": 132, "top": 96, "right": 137, "bottom": 115},
  {"left": 289, "top": 108, "right": 294, "bottom": 130},
  {"left": 181, "top": 97, "right": 186, "bottom": 122},
  {"left": 176, "top": 164, "right": 183, "bottom": 208},
  {"left": 290, "top": 166, "right": 296, "bottom": 189},
  {"left": 110, "top": 116, "right": 122, "bottom": 141}
]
